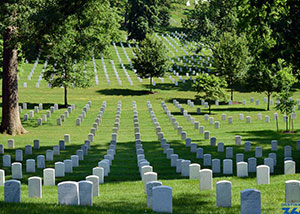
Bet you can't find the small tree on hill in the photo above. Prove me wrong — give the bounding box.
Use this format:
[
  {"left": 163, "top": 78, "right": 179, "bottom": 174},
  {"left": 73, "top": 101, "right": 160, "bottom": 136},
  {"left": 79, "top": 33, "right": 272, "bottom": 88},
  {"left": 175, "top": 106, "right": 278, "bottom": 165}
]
[
  {"left": 213, "top": 32, "right": 251, "bottom": 101},
  {"left": 193, "top": 73, "right": 227, "bottom": 114},
  {"left": 275, "top": 89, "right": 296, "bottom": 133},
  {"left": 133, "top": 35, "right": 171, "bottom": 93},
  {"left": 248, "top": 58, "right": 296, "bottom": 111}
]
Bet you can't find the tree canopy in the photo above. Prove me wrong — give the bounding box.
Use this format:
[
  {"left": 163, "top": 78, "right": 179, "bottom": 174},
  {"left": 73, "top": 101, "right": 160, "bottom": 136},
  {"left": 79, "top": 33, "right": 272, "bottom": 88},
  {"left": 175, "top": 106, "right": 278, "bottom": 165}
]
[
  {"left": 132, "top": 35, "right": 171, "bottom": 92},
  {"left": 193, "top": 73, "right": 227, "bottom": 114},
  {"left": 127, "top": 0, "right": 160, "bottom": 41},
  {"left": 213, "top": 31, "right": 251, "bottom": 101},
  {"left": 0, "top": 0, "right": 121, "bottom": 134}
]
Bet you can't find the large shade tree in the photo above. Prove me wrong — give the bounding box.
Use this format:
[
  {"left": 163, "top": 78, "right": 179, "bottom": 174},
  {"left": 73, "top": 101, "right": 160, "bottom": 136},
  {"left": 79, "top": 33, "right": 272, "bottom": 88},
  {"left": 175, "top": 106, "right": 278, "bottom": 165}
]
[
  {"left": 127, "top": 0, "right": 159, "bottom": 41},
  {"left": 44, "top": 0, "right": 120, "bottom": 107},
  {"left": 0, "top": 0, "right": 120, "bottom": 135},
  {"left": 0, "top": 1, "right": 41, "bottom": 135}
]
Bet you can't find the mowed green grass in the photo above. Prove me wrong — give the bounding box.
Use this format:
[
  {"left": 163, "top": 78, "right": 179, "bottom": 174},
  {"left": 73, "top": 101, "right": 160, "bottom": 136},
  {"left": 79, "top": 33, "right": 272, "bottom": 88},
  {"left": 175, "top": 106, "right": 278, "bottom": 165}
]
[{"left": 1, "top": 6, "right": 300, "bottom": 214}]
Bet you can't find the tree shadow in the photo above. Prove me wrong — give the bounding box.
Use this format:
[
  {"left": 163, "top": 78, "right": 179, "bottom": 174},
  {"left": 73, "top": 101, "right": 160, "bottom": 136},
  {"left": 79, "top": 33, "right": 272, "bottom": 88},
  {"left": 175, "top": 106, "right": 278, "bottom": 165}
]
[
  {"left": 144, "top": 82, "right": 193, "bottom": 92},
  {"left": 96, "top": 89, "right": 151, "bottom": 96},
  {"left": 212, "top": 107, "right": 266, "bottom": 112},
  {"left": 19, "top": 103, "right": 66, "bottom": 110}
]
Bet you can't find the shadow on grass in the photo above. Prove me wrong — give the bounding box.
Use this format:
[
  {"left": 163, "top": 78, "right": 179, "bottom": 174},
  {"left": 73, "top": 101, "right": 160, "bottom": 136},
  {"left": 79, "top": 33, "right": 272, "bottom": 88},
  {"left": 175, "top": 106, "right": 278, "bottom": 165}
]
[
  {"left": 97, "top": 89, "right": 151, "bottom": 96},
  {"left": 19, "top": 103, "right": 66, "bottom": 110},
  {"left": 1, "top": 144, "right": 111, "bottom": 184},
  {"left": 0, "top": 201, "right": 152, "bottom": 214},
  {"left": 211, "top": 107, "right": 266, "bottom": 112},
  {"left": 226, "top": 129, "right": 300, "bottom": 174},
  {"left": 0, "top": 192, "right": 236, "bottom": 214},
  {"left": 144, "top": 81, "right": 193, "bottom": 92}
]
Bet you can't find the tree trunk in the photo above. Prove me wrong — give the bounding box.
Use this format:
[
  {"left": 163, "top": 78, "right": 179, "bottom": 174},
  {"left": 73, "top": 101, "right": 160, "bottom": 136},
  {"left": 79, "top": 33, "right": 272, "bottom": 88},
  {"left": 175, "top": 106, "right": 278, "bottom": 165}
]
[
  {"left": 286, "top": 112, "right": 288, "bottom": 132},
  {"left": 231, "top": 88, "right": 233, "bottom": 102},
  {"left": 209, "top": 104, "right": 211, "bottom": 114},
  {"left": 149, "top": 77, "right": 152, "bottom": 93},
  {"left": 64, "top": 85, "right": 68, "bottom": 107},
  {"left": 276, "top": 117, "right": 279, "bottom": 133},
  {"left": 0, "top": 27, "right": 27, "bottom": 135},
  {"left": 289, "top": 115, "right": 291, "bottom": 132},
  {"left": 267, "top": 93, "right": 271, "bottom": 111}
]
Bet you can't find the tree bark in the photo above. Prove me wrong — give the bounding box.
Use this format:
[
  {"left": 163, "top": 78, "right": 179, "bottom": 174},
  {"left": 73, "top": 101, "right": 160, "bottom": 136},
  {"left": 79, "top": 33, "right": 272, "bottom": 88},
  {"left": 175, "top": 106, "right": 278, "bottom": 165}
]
[
  {"left": 286, "top": 111, "right": 288, "bottom": 132},
  {"left": 64, "top": 85, "right": 68, "bottom": 107},
  {"left": 149, "top": 76, "right": 152, "bottom": 93},
  {"left": 267, "top": 93, "right": 271, "bottom": 111},
  {"left": 0, "top": 27, "right": 28, "bottom": 135},
  {"left": 209, "top": 104, "right": 211, "bottom": 114},
  {"left": 231, "top": 88, "right": 233, "bottom": 102},
  {"left": 276, "top": 117, "right": 279, "bottom": 133}
]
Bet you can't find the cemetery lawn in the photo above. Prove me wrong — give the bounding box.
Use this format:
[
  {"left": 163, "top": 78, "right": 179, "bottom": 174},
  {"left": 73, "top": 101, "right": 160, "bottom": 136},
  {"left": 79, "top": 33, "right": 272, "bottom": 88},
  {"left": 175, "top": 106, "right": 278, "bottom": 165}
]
[
  {"left": 0, "top": 66, "right": 300, "bottom": 213},
  {"left": 1, "top": 6, "right": 300, "bottom": 214}
]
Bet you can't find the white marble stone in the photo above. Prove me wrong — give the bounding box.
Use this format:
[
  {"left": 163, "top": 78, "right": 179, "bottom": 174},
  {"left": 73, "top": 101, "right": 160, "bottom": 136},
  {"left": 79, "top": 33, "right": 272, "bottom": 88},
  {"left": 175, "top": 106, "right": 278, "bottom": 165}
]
[
  {"left": 212, "top": 159, "right": 221, "bottom": 173},
  {"left": 86, "top": 175, "right": 99, "bottom": 197},
  {"left": 237, "top": 162, "right": 248, "bottom": 177},
  {"left": 55, "top": 162, "right": 65, "bottom": 177},
  {"left": 223, "top": 159, "right": 233, "bottom": 175},
  {"left": 4, "top": 180, "right": 21, "bottom": 203},
  {"left": 26, "top": 159, "right": 35, "bottom": 173},
  {"left": 241, "top": 189, "right": 261, "bottom": 214},
  {"left": 58, "top": 181, "right": 79, "bottom": 205},
  {"left": 152, "top": 186, "right": 172, "bottom": 213},
  {"left": 200, "top": 169, "right": 213, "bottom": 190},
  {"left": 12, "top": 162, "right": 22, "bottom": 179},
  {"left": 64, "top": 159, "right": 73, "bottom": 173},
  {"left": 43, "top": 168, "right": 55, "bottom": 186},
  {"left": 285, "top": 160, "right": 296, "bottom": 175},
  {"left": 0, "top": 169, "right": 4, "bottom": 186},
  {"left": 216, "top": 180, "right": 232, "bottom": 207},
  {"left": 28, "top": 177, "right": 42, "bottom": 198},
  {"left": 144, "top": 172, "right": 157, "bottom": 193},
  {"left": 141, "top": 166, "right": 153, "bottom": 181},
  {"left": 256, "top": 165, "right": 270, "bottom": 185},
  {"left": 189, "top": 163, "right": 201, "bottom": 179},
  {"left": 181, "top": 160, "right": 191, "bottom": 177},
  {"left": 146, "top": 181, "right": 162, "bottom": 208},
  {"left": 93, "top": 167, "right": 104, "bottom": 184},
  {"left": 285, "top": 180, "right": 300, "bottom": 203},
  {"left": 78, "top": 180, "right": 93, "bottom": 206}
]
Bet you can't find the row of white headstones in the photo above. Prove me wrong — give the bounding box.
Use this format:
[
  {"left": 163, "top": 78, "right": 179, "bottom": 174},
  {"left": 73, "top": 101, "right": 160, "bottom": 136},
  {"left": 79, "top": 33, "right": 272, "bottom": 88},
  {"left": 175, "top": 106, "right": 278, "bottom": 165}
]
[{"left": 1, "top": 101, "right": 125, "bottom": 206}]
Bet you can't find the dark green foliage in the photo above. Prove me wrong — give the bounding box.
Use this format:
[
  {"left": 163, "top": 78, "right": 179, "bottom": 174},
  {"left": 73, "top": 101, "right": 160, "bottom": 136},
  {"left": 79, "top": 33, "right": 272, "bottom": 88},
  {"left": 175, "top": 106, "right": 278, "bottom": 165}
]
[
  {"left": 127, "top": 0, "right": 159, "bottom": 41},
  {"left": 132, "top": 35, "right": 171, "bottom": 92},
  {"left": 193, "top": 73, "right": 227, "bottom": 114},
  {"left": 0, "top": 38, "right": 2, "bottom": 73},
  {"left": 159, "top": 6, "right": 170, "bottom": 27},
  {"left": 276, "top": 0, "right": 300, "bottom": 77},
  {"left": 213, "top": 32, "right": 251, "bottom": 101},
  {"left": 182, "top": 0, "right": 239, "bottom": 44}
]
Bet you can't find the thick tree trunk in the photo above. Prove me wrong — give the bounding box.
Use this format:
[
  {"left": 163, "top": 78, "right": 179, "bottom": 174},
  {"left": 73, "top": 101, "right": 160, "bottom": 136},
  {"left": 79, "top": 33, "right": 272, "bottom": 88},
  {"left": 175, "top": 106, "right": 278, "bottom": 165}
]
[
  {"left": 231, "top": 88, "right": 233, "bottom": 102},
  {"left": 64, "top": 85, "right": 68, "bottom": 107},
  {"left": 0, "top": 27, "right": 27, "bottom": 135}
]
